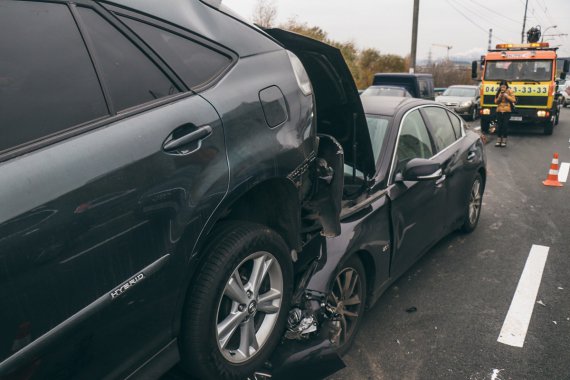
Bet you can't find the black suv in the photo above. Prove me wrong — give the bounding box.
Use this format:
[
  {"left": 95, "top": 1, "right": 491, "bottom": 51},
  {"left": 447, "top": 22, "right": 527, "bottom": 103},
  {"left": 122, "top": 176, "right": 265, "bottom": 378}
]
[{"left": 0, "top": 1, "right": 374, "bottom": 379}]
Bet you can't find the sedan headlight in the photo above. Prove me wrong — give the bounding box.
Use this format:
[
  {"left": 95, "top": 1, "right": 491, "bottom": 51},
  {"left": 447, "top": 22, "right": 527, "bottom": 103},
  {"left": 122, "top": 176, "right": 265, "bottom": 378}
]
[{"left": 460, "top": 101, "right": 472, "bottom": 107}]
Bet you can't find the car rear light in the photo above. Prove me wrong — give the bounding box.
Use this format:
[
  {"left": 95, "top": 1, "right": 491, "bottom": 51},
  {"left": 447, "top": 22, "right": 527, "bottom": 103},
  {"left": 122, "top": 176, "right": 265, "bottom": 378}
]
[
  {"left": 537, "top": 110, "right": 549, "bottom": 117},
  {"left": 481, "top": 108, "right": 490, "bottom": 115},
  {"left": 287, "top": 51, "right": 313, "bottom": 96}
]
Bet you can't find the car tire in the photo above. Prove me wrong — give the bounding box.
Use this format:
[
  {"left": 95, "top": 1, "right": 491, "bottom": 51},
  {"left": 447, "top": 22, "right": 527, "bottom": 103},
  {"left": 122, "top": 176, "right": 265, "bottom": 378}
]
[
  {"left": 543, "top": 118, "right": 554, "bottom": 135},
  {"left": 461, "top": 173, "right": 483, "bottom": 233},
  {"left": 481, "top": 118, "right": 490, "bottom": 134},
  {"left": 470, "top": 106, "right": 478, "bottom": 121},
  {"left": 180, "top": 222, "right": 293, "bottom": 380},
  {"left": 327, "top": 256, "right": 367, "bottom": 356}
]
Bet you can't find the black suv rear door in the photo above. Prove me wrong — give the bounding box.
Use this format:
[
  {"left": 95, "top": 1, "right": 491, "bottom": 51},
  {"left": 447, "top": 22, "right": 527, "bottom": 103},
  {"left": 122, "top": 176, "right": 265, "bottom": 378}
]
[{"left": 0, "top": 2, "right": 227, "bottom": 378}]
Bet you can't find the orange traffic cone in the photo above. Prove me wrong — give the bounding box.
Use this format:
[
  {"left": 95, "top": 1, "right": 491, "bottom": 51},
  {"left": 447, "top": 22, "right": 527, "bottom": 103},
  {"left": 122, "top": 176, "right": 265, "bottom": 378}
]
[{"left": 543, "top": 153, "right": 563, "bottom": 187}]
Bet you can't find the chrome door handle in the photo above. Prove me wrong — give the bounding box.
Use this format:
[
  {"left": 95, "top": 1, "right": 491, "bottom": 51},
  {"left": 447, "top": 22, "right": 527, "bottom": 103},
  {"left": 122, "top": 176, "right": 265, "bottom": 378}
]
[
  {"left": 163, "top": 125, "right": 212, "bottom": 152},
  {"left": 467, "top": 151, "right": 476, "bottom": 161}
]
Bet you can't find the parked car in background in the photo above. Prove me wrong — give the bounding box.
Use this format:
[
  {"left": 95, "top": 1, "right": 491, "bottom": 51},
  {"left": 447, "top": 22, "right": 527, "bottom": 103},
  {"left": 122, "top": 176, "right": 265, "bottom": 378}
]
[
  {"left": 435, "top": 87, "right": 447, "bottom": 97},
  {"left": 558, "top": 80, "right": 570, "bottom": 107},
  {"left": 293, "top": 95, "right": 487, "bottom": 357},
  {"left": 436, "top": 85, "right": 481, "bottom": 121},
  {"left": 0, "top": 1, "right": 371, "bottom": 379},
  {"left": 372, "top": 73, "right": 435, "bottom": 100},
  {"left": 361, "top": 85, "right": 413, "bottom": 98}
]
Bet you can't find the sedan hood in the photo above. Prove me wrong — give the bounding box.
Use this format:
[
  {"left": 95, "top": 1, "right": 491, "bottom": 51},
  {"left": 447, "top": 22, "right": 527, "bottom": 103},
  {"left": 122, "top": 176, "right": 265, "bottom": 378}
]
[{"left": 265, "top": 28, "right": 376, "bottom": 178}]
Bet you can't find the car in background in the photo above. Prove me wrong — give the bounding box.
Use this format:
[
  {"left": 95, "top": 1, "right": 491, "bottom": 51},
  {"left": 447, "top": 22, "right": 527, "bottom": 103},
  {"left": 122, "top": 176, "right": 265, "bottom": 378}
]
[
  {"left": 434, "top": 87, "right": 447, "bottom": 96},
  {"left": 293, "top": 95, "right": 487, "bottom": 357},
  {"left": 361, "top": 85, "right": 413, "bottom": 98},
  {"left": 0, "top": 1, "right": 370, "bottom": 379},
  {"left": 559, "top": 80, "right": 570, "bottom": 107},
  {"left": 372, "top": 73, "right": 435, "bottom": 100},
  {"left": 436, "top": 85, "right": 480, "bottom": 121}
]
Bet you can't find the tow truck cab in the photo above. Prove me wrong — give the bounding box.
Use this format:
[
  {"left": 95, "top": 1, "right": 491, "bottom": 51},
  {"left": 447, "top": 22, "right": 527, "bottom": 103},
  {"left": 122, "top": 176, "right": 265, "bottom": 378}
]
[{"left": 473, "top": 42, "right": 570, "bottom": 135}]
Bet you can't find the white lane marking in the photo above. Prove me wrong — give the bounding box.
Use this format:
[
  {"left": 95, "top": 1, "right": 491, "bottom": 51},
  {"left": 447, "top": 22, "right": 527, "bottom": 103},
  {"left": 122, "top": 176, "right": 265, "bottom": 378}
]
[
  {"left": 498, "top": 245, "right": 549, "bottom": 348},
  {"left": 558, "top": 162, "right": 570, "bottom": 183},
  {"left": 491, "top": 369, "right": 503, "bottom": 380}
]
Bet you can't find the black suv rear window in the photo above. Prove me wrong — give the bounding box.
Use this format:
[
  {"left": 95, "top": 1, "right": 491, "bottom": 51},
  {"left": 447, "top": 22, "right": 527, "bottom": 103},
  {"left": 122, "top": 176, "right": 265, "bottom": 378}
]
[
  {"left": 78, "top": 8, "right": 179, "bottom": 112},
  {"left": 120, "top": 17, "right": 232, "bottom": 90},
  {"left": 0, "top": 2, "right": 108, "bottom": 152}
]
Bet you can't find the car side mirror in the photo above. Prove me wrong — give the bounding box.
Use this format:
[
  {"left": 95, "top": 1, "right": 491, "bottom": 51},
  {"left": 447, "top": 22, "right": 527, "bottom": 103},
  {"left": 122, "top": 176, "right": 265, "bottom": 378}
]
[
  {"left": 396, "top": 158, "right": 442, "bottom": 182},
  {"left": 471, "top": 61, "right": 478, "bottom": 79}
]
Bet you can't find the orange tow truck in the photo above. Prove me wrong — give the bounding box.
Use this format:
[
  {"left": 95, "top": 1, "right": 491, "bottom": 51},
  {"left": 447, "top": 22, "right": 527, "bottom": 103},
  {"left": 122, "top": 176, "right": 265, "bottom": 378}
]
[{"left": 473, "top": 42, "right": 569, "bottom": 135}]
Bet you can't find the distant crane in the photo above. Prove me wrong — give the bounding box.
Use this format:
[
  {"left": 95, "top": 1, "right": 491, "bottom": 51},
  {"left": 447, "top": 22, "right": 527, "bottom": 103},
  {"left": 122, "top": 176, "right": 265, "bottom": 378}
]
[{"left": 432, "top": 43, "right": 453, "bottom": 60}]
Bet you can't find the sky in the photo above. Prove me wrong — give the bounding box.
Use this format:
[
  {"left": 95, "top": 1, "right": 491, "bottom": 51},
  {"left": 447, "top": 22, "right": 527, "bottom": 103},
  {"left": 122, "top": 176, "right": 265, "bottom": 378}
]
[{"left": 223, "top": 0, "right": 570, "bottom": 61}]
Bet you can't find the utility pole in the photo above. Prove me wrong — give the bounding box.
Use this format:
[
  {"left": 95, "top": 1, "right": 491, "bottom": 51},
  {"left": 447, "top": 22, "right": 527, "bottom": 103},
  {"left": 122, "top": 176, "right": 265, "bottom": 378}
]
[
  {"left": 410, "top": 0, "right": 420, "bottom": 73},
  {"left": 521, "top": 0, "right": 529, "bottom": 43},
  {"left": 488, "top": 28, "right": 493, "bottom": 51}
]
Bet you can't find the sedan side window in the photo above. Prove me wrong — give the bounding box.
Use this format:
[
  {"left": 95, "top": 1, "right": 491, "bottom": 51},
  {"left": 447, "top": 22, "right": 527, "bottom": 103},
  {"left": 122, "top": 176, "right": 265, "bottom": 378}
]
[
  {"left": 447, "top": 111, "right": 463, "bottom": 139},
  {"left": 0, "top": 2, "right": 108, "bottom": 153},
  {"left": 423, "top": 107, "right": 457, "bottom": 151},
  {"left": 395, "top": 110, "right": 433, "bottom": 172}
]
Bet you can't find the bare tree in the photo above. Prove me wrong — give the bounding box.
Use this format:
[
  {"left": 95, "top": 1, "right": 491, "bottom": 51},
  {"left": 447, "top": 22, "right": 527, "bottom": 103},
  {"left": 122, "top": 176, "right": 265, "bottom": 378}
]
[{"left": 252, "top": 0, "right": 277, "bottom": 28}]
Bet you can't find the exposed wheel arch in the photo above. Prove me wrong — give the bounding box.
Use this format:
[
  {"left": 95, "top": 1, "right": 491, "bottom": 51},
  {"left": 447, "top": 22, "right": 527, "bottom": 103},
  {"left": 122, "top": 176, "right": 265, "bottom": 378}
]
[
  {"left": 356, "top": 251, "right": 376, "bottom": 308},
  {"left": 171, "top": 178, "right": 301, "bottom": 335}
]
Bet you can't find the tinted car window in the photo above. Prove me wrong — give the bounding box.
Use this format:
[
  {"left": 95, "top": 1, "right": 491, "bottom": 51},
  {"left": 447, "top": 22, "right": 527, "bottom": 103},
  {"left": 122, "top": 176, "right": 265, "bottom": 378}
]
[
  {"left": 419, "top": 79, "right": 429, "bottom": 97},
  {"left": 423, "top": 106, "right": 456, "bottom": 150},
  {"left": 447, "top": 111, "right": 463, "bottom": 139},
  {"left": 120, "top": 17, "right": 232, "bottom": 90},
  {"left": 77, "top": 8, "right": 178, "bottom": 111},
  {"left": 0, "top": 2, "right": 108, "bottom": 152},
  {"left": 396, "top": 110, "right": 433, "bottom": 170}
]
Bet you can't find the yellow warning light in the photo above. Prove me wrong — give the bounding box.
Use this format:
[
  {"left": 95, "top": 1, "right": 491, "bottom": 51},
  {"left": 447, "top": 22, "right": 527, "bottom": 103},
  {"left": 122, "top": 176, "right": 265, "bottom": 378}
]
[{"left": 495, "top": 42, "right": 550, "bottom": 49}]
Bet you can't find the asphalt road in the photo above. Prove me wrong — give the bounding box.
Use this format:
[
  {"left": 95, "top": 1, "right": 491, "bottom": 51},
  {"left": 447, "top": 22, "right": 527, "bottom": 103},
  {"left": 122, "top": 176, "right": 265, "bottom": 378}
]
[{"left": 328, "top": 108, "right": 570, "bottom": 380}]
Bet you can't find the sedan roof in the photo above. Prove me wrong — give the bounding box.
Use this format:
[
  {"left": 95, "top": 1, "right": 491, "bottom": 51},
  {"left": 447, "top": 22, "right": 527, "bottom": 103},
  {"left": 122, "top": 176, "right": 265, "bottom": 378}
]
[
  {"left": 361, "top": 96, "right": 429, "bottom": 117},
  {"left": 447, "top": 85, "right": 479, "bottom": 89}
]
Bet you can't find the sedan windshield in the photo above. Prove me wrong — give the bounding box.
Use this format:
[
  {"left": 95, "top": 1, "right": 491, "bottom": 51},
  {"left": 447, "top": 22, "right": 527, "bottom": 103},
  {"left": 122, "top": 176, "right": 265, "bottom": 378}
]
[
  {"left": 442, "top": 87, "right": 478, "bottom": 97},
  {"left": 484, "top": 60, "right": 553, "bottom": 81},
  {"left": 365, "top": 115, "right": 391, "bottom": 162},
  {"left": 362, "top": 86, "right": 409, "bottom": 97}
]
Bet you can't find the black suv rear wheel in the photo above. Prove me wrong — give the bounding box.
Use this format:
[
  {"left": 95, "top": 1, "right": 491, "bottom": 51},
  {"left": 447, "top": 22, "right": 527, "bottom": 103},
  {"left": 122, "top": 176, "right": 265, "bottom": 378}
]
[{"left": 180, "top": 222, "right": 293, "bottom": 380}]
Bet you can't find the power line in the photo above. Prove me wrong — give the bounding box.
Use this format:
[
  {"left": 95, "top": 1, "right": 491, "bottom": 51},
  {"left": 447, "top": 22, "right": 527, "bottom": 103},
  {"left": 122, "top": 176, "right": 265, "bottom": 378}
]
[
  {"left": 447, "top": 0, "right": 509, "bottom": 42},
  {"left": 533, "top": 0, "right": 556, "bottom": 26},
  {"left": 469, "top": 0, "right": 520, "bottom": 25},
  {"left": 457, "top": 0, "right": 520, "bottom": 35}
]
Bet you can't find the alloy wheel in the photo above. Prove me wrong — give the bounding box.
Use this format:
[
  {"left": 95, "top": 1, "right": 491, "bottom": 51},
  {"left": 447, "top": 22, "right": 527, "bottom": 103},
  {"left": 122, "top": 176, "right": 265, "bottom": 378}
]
[
  {"left": 215, "top": 251, "right": 283, "bottom": 363},
  {"left": 468, "top": 178, "right": 482, "bottom": 225},
  {"left": 328, "top": 267, "right": 363, "bottom": 347}
]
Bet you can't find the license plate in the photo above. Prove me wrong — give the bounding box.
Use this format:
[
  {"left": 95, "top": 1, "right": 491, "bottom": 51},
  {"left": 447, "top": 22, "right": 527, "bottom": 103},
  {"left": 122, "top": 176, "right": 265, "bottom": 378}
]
[{"left": 510, "top": 116, "right": 522, "bottom": 121}]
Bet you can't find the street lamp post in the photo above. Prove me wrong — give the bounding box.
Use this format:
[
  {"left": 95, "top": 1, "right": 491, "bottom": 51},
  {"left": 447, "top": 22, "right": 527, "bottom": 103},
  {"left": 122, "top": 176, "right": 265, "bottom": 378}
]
[{"left": 542, "top": 25, "right": 557, "bottom": 42}]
